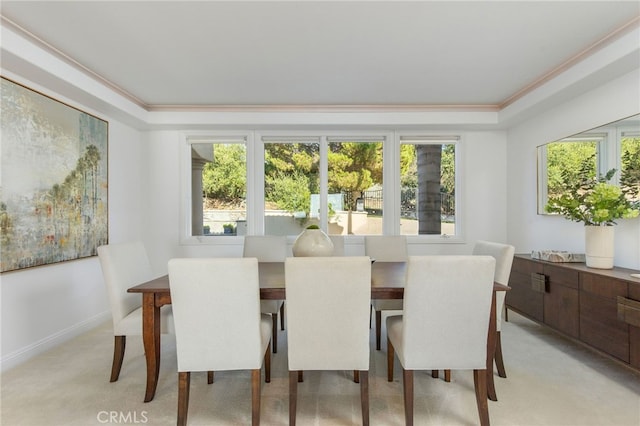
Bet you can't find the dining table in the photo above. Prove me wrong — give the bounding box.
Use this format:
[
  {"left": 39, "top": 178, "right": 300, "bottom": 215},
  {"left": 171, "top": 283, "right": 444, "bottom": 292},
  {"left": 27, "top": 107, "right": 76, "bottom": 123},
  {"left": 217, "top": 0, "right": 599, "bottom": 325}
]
[{"left": 128, "top": 261, "right": 509, "bottom": 403}]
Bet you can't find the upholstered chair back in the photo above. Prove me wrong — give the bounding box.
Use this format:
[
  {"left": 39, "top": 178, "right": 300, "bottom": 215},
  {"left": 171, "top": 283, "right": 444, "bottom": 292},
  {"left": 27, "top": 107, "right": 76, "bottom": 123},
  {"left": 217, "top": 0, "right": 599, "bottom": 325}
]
[
  {"left": 168, "top": 257, "right": 270, "bottom": 372},
  {"left": 98, "top": 241, "right": 153, "bottom": 335},
  {"left": 285, "top": 256, "right": 371, "bottom": 371},
  {"left": 364, "top": 236, "right": 408, "bottom": 262},
  {"left": 243, "top": 235, "right": 287, "bottom": 262},
  {"left": 399, "top": 255, "right": 495, "bottom": 370},
  {"left": 329, "top": 235, "right": 345, "bottom": 256},
  {"left": 472, "top": 241, "right": 515, "bottom": 331}
]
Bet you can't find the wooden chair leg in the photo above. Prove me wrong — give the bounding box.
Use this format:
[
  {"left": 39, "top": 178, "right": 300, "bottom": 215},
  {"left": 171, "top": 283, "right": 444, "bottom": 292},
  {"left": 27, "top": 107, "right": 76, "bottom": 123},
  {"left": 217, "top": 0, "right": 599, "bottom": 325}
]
[
  {"left": 280, "top": 303, "right": 285, "bottom": 330},
  {"left": 473, "top": 369, "right": 490, "bottom": 426},
  {"left": 271, "top": 314, "right": 278, "bottom": 353},
  {"left": 403, "top": 369, "right": 414, "bottom": 426},
  {"left": 251, "top": 369, "right": 261, "bottom": 426},
  {"left": 177, "top": 371, "right": 191, "bottom": 426},
  {"left": 431, "top": 370, "right": 439, "bottom": 378},
  {"left": 110, "top": 336, "right": 126, "bottom": 382},
  {"left": 207, "top": 371, "right": 214, "bottom": 384},
  {"left": 298, "top": 371, "right": 304, "bottom": 382},
  {"left": 495, "top": 331, "right": 507, "bottom": 378},
  {"left": 354, "top": 370, "right": 360, "bottom": 383},
  {"left": 265, "top": 343, "right": 271, "bottom": 383},
  {"left": 375, "top": 310, "right": 382, "bottom": 350},
  {"left": 360, "top": 371, "right": 370, "bottom": 426},
  {"left": 387, "top": 338, "right": 394, "bottom": 382},
  {"left": 444, "top": 369, "right": 451, "bottom": 382},
  {"left": 289, "top": 371, "right": 298, "bottom": 426}
]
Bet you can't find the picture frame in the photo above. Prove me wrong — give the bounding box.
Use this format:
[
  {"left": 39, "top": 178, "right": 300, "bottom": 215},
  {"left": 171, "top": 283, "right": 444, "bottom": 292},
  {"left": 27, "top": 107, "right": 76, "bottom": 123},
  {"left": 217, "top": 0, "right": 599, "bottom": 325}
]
[{"left": 1, "top": 77, "right": 109, "bottom": 272}]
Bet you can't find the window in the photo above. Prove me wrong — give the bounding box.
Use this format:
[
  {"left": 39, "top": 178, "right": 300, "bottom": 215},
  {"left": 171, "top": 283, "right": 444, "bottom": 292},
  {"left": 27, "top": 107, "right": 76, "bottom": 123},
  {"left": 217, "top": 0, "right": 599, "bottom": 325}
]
[
  {"left": 546, "top": 136, "right": 601, "bottom": 198},
  {"left": 259, "top": 134, "right": 385, "bottom": 236},
  {"left": 327, "top": 138, "right": 384, "bottom": 236},
  {"left": 620, "top": 130, "right": 640, "bottom": 205},
  {"left": 399, "top": 136, "right": 458, "bottom": 237},
  {"left": 537, "top": 135, "right": 602, "bottom": 214},
  {"left": 184, "top": 134, "right": 248, "bottom": 238},
  {"left": 183, "top": 130, "right": 464, "bottom": 242},
  {"left": 262, "top": 137, "right": 320, "bottom": 236}
]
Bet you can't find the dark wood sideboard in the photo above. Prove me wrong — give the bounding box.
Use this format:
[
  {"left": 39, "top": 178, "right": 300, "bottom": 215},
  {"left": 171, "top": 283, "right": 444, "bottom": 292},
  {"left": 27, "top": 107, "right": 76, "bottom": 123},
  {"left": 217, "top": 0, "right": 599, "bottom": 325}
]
[{"left": 507, "top": 254, "right": 640, "bottom": 371}]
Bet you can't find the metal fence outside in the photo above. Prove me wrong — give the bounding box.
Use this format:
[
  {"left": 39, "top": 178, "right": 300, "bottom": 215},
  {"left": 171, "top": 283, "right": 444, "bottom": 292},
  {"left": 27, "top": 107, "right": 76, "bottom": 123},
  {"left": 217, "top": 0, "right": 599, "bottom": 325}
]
[{"left": 342, "top": 188, "right": 455, "bottom": 218}]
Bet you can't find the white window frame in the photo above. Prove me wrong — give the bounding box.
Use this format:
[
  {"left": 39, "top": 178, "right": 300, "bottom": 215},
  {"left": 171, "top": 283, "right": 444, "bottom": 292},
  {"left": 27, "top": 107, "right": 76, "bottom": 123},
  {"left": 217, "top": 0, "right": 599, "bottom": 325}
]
[
  {"left": 396, "top": 133, "right": 464, "bottom": 243},
  {"left": 179, "top": 129, "right": 465, "bottom": 245},
  {"left": 537, "top": 133, "right": 605, "bottom": 215},
  {"left": 256, "top": 130, "right": 392, "bottom": 237},
  {"left": 179, "top": 130, "right": 253, "bottom": 245},
  {"left": 617, "top": 125, "right": 640, "bottom": 185}
]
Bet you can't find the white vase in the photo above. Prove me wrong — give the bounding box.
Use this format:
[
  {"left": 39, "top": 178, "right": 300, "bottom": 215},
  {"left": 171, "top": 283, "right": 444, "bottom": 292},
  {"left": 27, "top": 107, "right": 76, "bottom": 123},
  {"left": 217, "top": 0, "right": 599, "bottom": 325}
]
[
  {"left": 292, "top": 229, "right": 334, "bottom": 257},
  {"left": 584, "top": 225, "right": 614, "bottom": 269}
]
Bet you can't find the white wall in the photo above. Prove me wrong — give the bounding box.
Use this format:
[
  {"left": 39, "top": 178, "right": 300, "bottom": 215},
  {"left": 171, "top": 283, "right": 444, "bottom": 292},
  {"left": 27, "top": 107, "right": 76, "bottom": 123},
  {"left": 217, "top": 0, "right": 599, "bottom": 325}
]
[
  {"left": 0, "top": 81, "right": 146, "bottom": 370},
  {"left": 506, "top": 69, "right": 640, "bottom": 269}
]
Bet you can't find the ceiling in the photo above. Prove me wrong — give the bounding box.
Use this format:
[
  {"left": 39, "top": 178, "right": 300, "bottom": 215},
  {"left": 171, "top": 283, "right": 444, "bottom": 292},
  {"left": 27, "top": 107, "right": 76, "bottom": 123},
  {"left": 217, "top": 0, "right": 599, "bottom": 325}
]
[{"left": 1, "top": 1, "right": 639, "bottom": 110}]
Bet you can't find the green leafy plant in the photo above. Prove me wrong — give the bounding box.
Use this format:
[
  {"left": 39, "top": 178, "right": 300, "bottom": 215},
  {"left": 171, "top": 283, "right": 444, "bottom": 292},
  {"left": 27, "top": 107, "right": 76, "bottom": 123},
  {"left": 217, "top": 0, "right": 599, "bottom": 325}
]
[
  {"left": 545, "top": 167, "right": 639, "bottom": 226},
  {"left": 305, "top": 224, "right": 320, "bottom": 229}
]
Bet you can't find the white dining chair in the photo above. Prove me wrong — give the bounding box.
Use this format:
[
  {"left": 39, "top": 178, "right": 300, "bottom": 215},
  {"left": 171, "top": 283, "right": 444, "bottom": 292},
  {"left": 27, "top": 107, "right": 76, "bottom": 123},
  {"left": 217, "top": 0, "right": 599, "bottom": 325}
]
[
  {"left": 243, "top": 235, "right": 287, "bottom": 353},
  {"left": 285, "top": 256, "right": 371, "bottom": 426},
  {"left": 387, "top": 255, "right": 495, "bottom": 426},
  {"left": 436, "top": 240, "right": 515, "bottom": 383},
  {"left": 329, "top": 235, "right": 345, "bottom": 256},
  {"left": 168, "top": 257, "right": 272, "bottom": 426},
  {"left": 473, "top": 240, "right": 515, "bottom": 377},
  {"left": 97, "top": 241, "right": 175, "bottom": 382},
  {"left": 364, "top": 235, "right": 408, "bottom": 350}
]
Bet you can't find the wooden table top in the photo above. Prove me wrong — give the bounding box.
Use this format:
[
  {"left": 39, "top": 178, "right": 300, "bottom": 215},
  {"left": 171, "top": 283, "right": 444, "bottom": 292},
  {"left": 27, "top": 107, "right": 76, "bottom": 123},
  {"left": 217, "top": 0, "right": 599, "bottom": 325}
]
[{"left": 128, "top": 261, "right": 508, "bottom": 300}]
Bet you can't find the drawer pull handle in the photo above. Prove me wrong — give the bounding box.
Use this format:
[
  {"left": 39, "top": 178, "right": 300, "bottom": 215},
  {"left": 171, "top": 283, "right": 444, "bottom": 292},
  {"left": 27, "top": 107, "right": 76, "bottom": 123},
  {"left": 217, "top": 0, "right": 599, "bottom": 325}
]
[
  {"left": 531, "top": 272, "right": 547, "bottom": 293},
  {"left": 617, "top": 296, "right": 640, "bottom": 327}
]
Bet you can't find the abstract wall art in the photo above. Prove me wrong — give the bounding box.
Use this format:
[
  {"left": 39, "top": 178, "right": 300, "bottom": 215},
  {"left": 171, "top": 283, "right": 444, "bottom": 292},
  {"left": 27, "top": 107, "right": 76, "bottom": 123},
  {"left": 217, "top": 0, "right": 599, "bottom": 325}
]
[{"left": 1, "top": 77, "right": 108, "bottom": 272}]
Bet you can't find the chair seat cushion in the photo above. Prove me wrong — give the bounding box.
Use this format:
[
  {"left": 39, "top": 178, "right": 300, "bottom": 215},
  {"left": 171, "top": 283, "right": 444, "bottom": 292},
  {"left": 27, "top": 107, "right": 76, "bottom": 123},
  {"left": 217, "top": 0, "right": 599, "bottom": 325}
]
[
  {"left": 386, "top": 315, "right": 405, "bottom": 362},
  {"left": 260, "top": 299, "right": 284, "bottom": 314},
  {"left": 260, "top": 314, "right": 272, "bottom": 350},
  {"left": 386, "top": 313, "right": 487, "bottom": 370},
  {"left": 114, "top": 305, "right": 175, "bottom": 336},
  {"left": 372, "top": 299, "right": 402, "bottom": 311}
]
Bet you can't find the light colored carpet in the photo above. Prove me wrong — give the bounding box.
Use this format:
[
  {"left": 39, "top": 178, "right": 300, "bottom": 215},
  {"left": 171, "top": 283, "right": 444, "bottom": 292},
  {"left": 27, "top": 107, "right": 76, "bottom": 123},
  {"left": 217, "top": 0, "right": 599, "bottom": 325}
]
[{"left": 2, "top": 311, "right": 639, "bottom": 425}]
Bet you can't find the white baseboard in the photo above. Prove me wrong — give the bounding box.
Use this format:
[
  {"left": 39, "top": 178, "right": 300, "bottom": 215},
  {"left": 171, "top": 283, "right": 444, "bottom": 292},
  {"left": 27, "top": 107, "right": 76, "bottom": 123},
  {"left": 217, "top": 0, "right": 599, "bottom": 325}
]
[{"left": 1, "top": 311, "right": 111, "bottom": 373}]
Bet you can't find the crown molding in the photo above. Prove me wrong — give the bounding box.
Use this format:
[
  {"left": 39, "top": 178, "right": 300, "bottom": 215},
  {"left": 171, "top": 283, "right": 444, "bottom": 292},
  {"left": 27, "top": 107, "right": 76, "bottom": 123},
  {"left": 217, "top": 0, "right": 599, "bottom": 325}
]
[
  {"left": 147, "top": 104, "right": 500, "bottom": 113},
  {"left": 499, "top": 16, "right": 640, "bottom": 110}
]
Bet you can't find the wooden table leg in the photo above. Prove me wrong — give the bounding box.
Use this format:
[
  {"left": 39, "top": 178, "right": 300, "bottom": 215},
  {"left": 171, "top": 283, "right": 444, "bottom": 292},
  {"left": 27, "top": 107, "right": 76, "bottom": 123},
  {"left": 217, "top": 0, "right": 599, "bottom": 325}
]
[
  {"left": 142, "top": 293, "right": 161, "bottom": 402},
  {"left": 486, "top": 291, "right": 498, "bottom": 401}
]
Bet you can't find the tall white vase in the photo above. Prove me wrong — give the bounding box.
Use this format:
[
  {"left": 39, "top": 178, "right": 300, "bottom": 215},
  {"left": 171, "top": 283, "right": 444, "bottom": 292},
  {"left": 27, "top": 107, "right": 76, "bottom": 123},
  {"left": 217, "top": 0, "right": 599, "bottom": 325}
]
[
  {"left": 292, "top": 229, "right": 334, "bottom": 257},
  {"left": 584, "top": 225, "right": 614, "bottom": 269}
]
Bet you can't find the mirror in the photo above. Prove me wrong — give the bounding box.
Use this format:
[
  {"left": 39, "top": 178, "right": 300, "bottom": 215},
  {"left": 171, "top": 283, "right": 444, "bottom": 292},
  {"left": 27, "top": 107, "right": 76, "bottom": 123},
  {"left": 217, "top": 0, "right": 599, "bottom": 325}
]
[{"left": 537, "top": 114, "right": 640, "bottom": 214}]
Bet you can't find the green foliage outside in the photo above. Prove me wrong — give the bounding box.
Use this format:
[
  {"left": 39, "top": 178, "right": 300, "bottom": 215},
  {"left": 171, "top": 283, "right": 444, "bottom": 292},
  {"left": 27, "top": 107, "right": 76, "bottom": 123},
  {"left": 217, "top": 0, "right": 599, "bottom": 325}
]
[
  {"left": 546, "top": 141, "right": 597, "bottom": 198},
  {"left": 202, "top": 141, "right": 456, "bottom": 216},
  {"left": 202, "top": 144, "right": 246, "bottom": 201},
  {"left": 400, "top": 144, "right": 455, "bottom": 194},
  {"left": 265, "top": 143, "right": 319, "bottom": 213},
  {"left": 266, "top": 170, "right": 311, "bottom": 213},
  {"left": 621, "top": 137, "right": 640, "bottom": 203}
]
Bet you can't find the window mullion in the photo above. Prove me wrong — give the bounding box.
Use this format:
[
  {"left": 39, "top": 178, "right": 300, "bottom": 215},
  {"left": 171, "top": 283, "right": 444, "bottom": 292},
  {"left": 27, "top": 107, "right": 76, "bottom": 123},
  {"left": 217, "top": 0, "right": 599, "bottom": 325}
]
[
  {"left": 383, "top": 132, "right": 397, "bottom": 235},
  {"left": 319, "top": 136, "right": 329, "bottom": 232},
  {"left": 251, "top": 132, "right": 265, "bottom": 235}
]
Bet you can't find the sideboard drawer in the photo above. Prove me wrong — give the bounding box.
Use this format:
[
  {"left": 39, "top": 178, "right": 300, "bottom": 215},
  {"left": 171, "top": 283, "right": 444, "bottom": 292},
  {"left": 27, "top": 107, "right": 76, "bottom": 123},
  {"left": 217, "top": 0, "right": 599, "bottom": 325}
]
[{"left": 618, "top": 296, "right": 640, "bottom": 327}]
